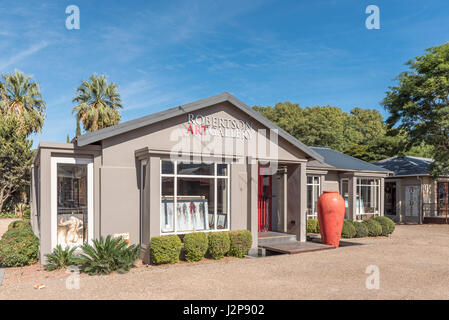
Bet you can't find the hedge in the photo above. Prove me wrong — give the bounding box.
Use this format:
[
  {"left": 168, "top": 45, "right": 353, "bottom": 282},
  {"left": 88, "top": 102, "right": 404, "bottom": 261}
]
[
  {"left": 228, "top": 230, "right": 252, "bottom": 258},
  {"left": 208, "top": 232, "right": 230, "bottom": 260},
  {"left": 363, "top": 219, "right": 382, "bottom": 237},
  {"left": 183, "top": 232, "right": 208, "bottom": 262},
  {"left": 341, "top": 220, "right": 356, "bottom": 238},
  {"left": 307, "top": 219, "right": 319, "bottom": 233},
  {"left": 149, "top": 235, "right": 182, "bottom": 265},
  {"left": 7, "top": 220, "right": 32, "bottom": 232},
  {"left": 373, "top": 216, "right": 395, "bottom": 236},
  {"left": 353, "top": 221, "right": 369, "bottom": 238},
  {"left": 0, "top": 233, "right": 39, "bottom": 267}
]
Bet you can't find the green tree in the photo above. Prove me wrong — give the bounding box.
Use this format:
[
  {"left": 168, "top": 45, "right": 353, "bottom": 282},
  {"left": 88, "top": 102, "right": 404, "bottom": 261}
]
[
  {"left": 72, "top": 74, "right": 123, "bottom": 132},
  {"left": 383, "top": 43, "right": 449, "bottom": 177},
  {"left": 0, "top": 116, "right": 34, "bottom": 212},
  {"left": 0, "top": 70, "right": 46, "bottom": 136}
]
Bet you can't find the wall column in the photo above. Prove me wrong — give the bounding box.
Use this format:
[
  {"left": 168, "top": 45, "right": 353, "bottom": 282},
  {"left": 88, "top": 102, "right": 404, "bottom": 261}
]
[
  {"left": 247, "top": 161, "right": 258, "bottom": 253},
  {"left": 287, "top": 162, "right": 307, "bottom": 242},
  {"left": 349, "top": 175, "right": 356, "bottom": 221}
]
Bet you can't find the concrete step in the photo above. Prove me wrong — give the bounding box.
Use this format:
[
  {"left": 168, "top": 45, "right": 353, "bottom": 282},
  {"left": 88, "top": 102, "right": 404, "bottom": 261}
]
[
  {"left": 258, "top": 231, "right": 297, "bottom": 246},
  {"left": 260, "top": 241, "right": 335, "bottom": 255}
]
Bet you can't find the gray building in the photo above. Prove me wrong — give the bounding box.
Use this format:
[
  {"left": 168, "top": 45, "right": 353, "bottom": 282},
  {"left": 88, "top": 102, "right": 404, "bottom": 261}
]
[
  {"left": 30, "top": 92, "right": 390, "bottom": 263},
  {"left": 375, "top": 156, "right": 449, "bottom": 224}
]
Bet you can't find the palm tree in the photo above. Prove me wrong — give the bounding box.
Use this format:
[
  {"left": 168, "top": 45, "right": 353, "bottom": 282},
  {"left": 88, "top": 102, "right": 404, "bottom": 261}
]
[
  {"left": 0, "top": 70, "right": 46, "bottom": 136},
  {"left": 72, "top": 74, "right": 123, "bottom": 133}
]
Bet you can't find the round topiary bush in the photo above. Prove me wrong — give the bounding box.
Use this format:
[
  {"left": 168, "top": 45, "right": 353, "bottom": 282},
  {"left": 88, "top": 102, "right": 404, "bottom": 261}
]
[
  {"left": 373, "top": 216, "right": 396, "bottom": 236},
  {"left": 353, "top": 221, "right": 369, "bottom": 238},
  {"left": 7, "top": 220, "right": 32, "bottom": 232},
  {"left": 208, "top": 232, "right": 230, "bottom": 260},
  {"left": 2, "top": 226, "right": 35, "bottom": 240},
  {"left": 363, "top": 219, "right": 383, "bottom": 237},
  {"left": 228, "top": 230, "right": 252, "bottom": 258},
  {"left": 149, "top": 235, "right": 182, "bottom": 265},
  {"left": 307, "top": 219, "right": 319, "bottom": 233},
  {"left": 341, "top": 220, "right": 356, "bottom": 238},
  {"left": 0, "top": 233, "right": 39, "bottom": 267},
  {"left": 183, "top": 232, "right": 208, "bottom": 262}
]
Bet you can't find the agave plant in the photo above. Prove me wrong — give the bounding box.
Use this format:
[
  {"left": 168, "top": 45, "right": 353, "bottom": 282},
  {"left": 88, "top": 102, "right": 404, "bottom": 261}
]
[
  {"left": 77, "top": 235, "right": 140, "bottom": 275},
  {"left": 44, "top": 245, "right": 79, "bottom": 271}
]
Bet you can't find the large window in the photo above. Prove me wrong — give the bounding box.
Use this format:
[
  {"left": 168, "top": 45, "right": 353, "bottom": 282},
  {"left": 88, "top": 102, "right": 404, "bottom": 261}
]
[
  {"left": 341, "top": 179, "right": 349, "bottom": 219},
  {"left": 306, "top": 176, "right": 320, "bottom": 219},
  {"left": 356, "top": 178, "right": 380, "bottom": 220},
  {"left": 160, "top": 160, "right": 229, "bottom": 234}
]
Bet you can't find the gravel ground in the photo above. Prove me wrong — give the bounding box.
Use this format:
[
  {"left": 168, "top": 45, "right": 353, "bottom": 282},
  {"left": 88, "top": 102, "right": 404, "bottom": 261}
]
[{"left": 1, "top": 224, "right": 449, "bottom": 300}]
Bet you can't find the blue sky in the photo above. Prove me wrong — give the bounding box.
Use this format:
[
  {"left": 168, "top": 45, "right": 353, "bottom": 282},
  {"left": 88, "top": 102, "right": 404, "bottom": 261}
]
[{"left": 1, "top": 0, "right": 448, "bottom": 146}]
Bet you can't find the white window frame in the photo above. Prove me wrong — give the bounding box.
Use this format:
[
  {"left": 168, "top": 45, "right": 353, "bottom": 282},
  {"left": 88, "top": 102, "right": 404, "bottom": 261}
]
[
  {"left": 51, "top": 157, "right": 94, "bottom": 250},
  {"left": 355, "top": 178, "right": 380, "bottom": 219},
  {"left": 160, "top": 160, "right": 230, "bottom": 235},
  {"left": 306, "top": 175, "right": 321, "bottom": 219}
]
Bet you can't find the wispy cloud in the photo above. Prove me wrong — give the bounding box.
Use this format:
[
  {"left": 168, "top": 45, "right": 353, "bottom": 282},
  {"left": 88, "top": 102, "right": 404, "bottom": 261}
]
[{"left": 0, "top": 41, "right": 49, "bottom": 71}]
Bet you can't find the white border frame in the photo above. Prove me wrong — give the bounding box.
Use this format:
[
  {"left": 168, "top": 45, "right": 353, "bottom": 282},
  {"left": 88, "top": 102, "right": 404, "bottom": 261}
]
[
  {"left": 51, "top": 157, "right": 94, "bottom": 250},
  {"left": 160, "top": 160, "right": 231, "bottom": 235},
  {"left": 306, "top": 175, "right": 321, "bottom": 219}
]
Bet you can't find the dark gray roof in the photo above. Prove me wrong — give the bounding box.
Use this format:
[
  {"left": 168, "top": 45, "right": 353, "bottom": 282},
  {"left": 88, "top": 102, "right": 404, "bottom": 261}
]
[
  {"left": 310, "top": 147, "right": 390, "bottom": 172},
  {"left": 76, "top": 92, "right": 324, "bottom": 162},
  {"left": 374, "top": 156, "right": 433, "bottom": 177}
]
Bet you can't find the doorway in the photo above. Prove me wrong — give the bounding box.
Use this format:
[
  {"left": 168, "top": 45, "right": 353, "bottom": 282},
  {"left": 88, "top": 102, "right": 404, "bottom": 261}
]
[
  {"left": 258, "top": 167, "right": 285, "bottom": 233},
  {"left": 405, "top": 185, "right": 420, "bottom": 222}
]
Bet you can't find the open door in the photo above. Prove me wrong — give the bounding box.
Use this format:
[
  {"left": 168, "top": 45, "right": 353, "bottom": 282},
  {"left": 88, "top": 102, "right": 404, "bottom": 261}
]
[{"left": 258, "top": 168, "right": 272, "bottom": 232}]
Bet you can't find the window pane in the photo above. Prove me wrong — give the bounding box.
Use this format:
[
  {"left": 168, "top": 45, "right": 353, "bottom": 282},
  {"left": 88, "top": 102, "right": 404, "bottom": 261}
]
[
  {"left": 217, "top": 164, "right": 228, "bottom": 176},
  {"left": 57, "top": 163, "right": 87, "bottom": 249},
  {"left": 176, "top": 177, "right": 214, "bottom": 231},
  {"left": 307, "top": 185, "right": 313, "bottom": 216},
  {"left": 307, "top": 176, "right": 312, "bottom": 184},
  {"left": 177, "top": 162, "right": 213, "bottom": 176},
  {"left": 217, "top": 179, "right": 228, "bottom": 229},
  {"left": 161, "top": 160, "right": 174, "bottom": 174},
  {"left": 356, "top": 179, "right": 380, "bottom": 220},
  {"left": 161, "top": 177, "right": 175, "bottom": 232}
]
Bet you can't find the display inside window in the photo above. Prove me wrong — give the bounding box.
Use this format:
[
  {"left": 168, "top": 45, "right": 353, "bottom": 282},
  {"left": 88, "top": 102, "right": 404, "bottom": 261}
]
[
  {"left": 56, "top": 163, "right": 88, "bottom": 249},
  {"left": 384, "top": 182, "right": 396, "bottom": 216},
  {"left": 306, "top": 176, "right": 320, "bottom": 219},
  {"left": 160, "top": 161, "right": 229, "bottom": 233},
  {"left": 356, "top": 178, "right": 380, "bottom": 220}
]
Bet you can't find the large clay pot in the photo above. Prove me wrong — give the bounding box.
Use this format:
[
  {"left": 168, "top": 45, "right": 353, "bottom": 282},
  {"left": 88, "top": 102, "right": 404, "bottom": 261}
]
[{"left": 317, "top": 190, "right": 345, "bottom": 248}]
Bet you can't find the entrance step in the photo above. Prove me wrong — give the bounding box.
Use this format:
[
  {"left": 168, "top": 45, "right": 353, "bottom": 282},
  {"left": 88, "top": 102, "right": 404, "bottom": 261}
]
[
  {"left": 260, "top": 241, "right": 335, "bottom": 255},
  {"left": 258, "top": 231, "right": 297, "bottom": 246}
]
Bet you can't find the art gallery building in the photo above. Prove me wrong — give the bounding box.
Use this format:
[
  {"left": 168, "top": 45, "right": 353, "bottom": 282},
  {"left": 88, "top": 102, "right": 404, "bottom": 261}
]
[{"left": 29, "top": 92, "right": 390, "bottom": 262}]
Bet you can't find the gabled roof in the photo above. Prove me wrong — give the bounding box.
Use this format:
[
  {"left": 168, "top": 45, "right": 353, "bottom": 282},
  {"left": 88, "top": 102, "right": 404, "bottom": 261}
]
[
  {"left": 76, "top": 92, "right": 324, "bottom": 161},
  {"left": 310, "top": 147, "right": 390, "bottom": 172},
  {"left": 374, "top": 156, "right": 433, "bottom": 177}
]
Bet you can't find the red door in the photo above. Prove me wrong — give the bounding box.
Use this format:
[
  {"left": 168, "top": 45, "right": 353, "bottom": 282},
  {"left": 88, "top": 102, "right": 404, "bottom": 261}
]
[{"left": 258, "top": 168, "right": 272, "bottom": 232}]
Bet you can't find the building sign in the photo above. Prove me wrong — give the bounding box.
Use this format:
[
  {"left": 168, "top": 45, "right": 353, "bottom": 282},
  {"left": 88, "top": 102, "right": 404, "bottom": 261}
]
[{"left": 186, "top": 113, "right": 253, "bottom": 140}]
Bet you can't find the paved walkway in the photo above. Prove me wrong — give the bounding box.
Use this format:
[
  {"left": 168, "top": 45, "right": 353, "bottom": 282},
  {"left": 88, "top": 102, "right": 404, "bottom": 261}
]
[
  {"left": 1, "top": 224, "right": 449, "bottom": 299},
  {"left": 0, "top": 218, "right": 19, "bottom": 238}
]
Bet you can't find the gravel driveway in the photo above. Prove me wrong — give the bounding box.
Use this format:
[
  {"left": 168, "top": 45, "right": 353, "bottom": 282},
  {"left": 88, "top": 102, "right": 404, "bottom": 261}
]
[{"left": 1, "top": 224, "right": 449, "bottom": 300}]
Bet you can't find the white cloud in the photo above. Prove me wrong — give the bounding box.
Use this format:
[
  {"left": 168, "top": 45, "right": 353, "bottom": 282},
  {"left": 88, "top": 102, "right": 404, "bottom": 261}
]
[{"left": 0, "top": 41, "right": 49, "bottom": 71}]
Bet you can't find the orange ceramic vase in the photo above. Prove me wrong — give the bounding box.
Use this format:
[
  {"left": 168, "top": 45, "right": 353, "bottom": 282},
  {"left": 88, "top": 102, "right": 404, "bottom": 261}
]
[{"left": 317, "top": 190, "right": 345, "bottom": 248}]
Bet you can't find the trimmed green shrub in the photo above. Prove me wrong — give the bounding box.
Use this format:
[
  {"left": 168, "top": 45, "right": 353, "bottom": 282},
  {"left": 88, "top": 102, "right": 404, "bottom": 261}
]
[
  {"left": 2, "top": 226, "right": 34, "bottom": 240},
  {"left": 208, "top": 232, "right": 230, "bottom": 260},
  {"left": 373, "top": 216, "right": 395, "bottom": 236},
  {"left": 7, "top": 220, "right": 32, "bottom": 232},
  {"left": 228, "top": 230, "right": 252, "bottom": 258},
  {"left": 307, "top": 219, "right": 319, "bottom": 233},
  {"left": 353, "top": 221, "right": 369, "bottom": 238},
  {"left": 150, "top": 235, "right": 182, "bottom": 265},
  {"left": 363, "top": 219, "right": 383, "bottom": 237},
  {"left": 183, "top": 232, "right": 208, "bottom": 262},
  {"left": 44, "top": 245, "right": 79, "bottom": 271},
  {"left": 77, "top": 235, "right": 141, "bottom": 275},
  {"left": 316, "top": 222, "right": 320, "bottom": 233},
  {"left": 0, "top": 233, "right": 39, "bottom": 267},
  {"left": 341, "top": 220, "right": 356, "bottom": 238}
]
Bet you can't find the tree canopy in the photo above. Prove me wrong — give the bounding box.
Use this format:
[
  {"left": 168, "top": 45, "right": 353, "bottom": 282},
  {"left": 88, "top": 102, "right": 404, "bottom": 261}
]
[
  {"left": 383, "top": 42, "right": 449, "bottom": 177},
  {"left": 254, "top": 102, "right": 403, "bottom": 162},
  {"left": 72, "top": 74, "right": 123, "bottom": 133},
  {"left": 0, "top": 115, "right": 34, "bottom": 212},
  {"left": 0, "top": 70, "right": 46, "bottom": 136}
]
